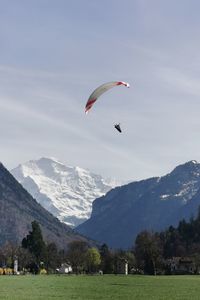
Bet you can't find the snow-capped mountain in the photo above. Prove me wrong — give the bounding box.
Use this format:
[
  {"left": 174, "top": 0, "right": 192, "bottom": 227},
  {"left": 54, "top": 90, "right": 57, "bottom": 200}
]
[
  {"left": 77, "top": 160, "right": 200, "bottom": 249},
  {"left": 11, "top": 157, "right": 119, "bottom": 227}
]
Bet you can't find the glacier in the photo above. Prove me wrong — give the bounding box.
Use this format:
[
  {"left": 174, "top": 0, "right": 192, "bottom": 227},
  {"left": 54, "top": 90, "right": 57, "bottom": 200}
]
[{"left": 11, "top": 157, "right": 119, "bottom": 227}]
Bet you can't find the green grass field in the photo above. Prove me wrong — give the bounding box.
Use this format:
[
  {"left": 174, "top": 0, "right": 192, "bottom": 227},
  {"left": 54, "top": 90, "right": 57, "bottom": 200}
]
[{"left": 0, "top": 275, "right": 200, "bottom": 300}]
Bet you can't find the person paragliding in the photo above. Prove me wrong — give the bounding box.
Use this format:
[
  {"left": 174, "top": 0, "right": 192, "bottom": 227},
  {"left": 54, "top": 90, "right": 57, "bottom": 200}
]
[
  {"left": 114, "top": 123, "right": 122, "bottom": 133},
  {"left": 85, "top": 81, "right": 130, "bottom": 133}
]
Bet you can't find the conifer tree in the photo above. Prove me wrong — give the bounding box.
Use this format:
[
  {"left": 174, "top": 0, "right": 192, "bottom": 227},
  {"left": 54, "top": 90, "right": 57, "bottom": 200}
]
[{"left": 22, "top": 221, "right": 47, "bottom": 265}]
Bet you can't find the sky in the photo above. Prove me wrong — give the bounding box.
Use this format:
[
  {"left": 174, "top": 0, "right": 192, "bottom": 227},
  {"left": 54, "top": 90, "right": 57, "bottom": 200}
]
[{"left": 1, "top": 0, "right": 200, "bottom": 181}]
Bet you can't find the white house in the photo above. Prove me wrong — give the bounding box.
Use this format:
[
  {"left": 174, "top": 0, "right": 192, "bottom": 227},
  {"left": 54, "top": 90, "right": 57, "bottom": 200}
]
[{"left": 56, "top": 263, "right": 72, "bottom": 274}]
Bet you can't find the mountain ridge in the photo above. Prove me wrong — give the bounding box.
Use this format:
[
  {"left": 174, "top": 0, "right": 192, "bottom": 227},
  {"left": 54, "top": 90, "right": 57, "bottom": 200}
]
[
  {"left": 76, "top": 160, "right": 200, "bottom": 249},
  {"left": 0, "top": 161, "right": 87, "bottom": 248}
]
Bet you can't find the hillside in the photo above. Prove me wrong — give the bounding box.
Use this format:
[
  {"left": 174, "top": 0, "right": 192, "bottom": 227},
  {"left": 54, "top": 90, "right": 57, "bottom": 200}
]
[
  {"left": 76, "top": 160, "right": 200, "bottom": 249},
  {"left": 0, "top": 162, "right": 87, "bottom": 248}
]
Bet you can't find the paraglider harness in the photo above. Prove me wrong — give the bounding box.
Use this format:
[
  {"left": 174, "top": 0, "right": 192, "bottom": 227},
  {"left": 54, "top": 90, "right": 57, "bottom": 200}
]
[{"left": 114, "top": 123, "right": 122, "bottom": 133}]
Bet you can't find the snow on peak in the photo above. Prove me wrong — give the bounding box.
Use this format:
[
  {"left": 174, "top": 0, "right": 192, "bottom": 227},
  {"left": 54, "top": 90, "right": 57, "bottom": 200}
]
[{"left": 11, "top": 157, "right": 120, "bottom": 227}]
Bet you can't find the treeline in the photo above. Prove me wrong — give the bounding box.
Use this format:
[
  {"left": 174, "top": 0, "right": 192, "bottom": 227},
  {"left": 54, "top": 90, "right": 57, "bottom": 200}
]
[
  {"left": 134, "top": 208, "right": 200, "bottom": 275},
  {"left": 0, "top": 221, "right": 135, "bottom": 274},
  {"left": 1, "top": 210, "right": 200, "bottom": 275}
]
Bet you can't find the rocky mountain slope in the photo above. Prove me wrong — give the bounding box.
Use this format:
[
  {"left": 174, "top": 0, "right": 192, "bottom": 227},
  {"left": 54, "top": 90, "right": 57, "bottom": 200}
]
[
  {"left": 11, "top": 157, "right": 119, "bottom": 227},
  {"left": 0, "top": 162, "right": 87, "bottom": 248},
  {"left": 76, "top": 160, "right": 200, "bottom": 249}
]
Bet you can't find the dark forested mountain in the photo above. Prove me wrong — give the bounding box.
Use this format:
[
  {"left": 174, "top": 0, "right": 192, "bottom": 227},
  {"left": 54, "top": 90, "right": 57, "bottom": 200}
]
[
  {"left": 0, "top": 162, "right": 87, "bottom": 248},
  {"left": 76, "top": 160, "right": 200, "bottom": 249}
]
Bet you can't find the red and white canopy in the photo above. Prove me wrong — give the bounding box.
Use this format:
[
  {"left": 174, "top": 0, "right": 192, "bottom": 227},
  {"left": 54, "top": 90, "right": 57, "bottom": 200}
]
[{"left": 85, "top": 81, "right": 130, "bottom": 114}]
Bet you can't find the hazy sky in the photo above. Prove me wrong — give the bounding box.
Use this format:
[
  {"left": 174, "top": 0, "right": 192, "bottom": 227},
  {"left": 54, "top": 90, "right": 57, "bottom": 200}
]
[{"left": 1, "top": 0, "right": 200, "bottom": 181}]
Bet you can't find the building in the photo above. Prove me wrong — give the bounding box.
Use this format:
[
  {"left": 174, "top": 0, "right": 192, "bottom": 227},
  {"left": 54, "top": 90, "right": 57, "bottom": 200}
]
[
  {"left": 167, "top": 257, "right": 195, "bottom": 274},
  {"left": 116, "top": 258, "right": 128, "bottom": 275},
  {"left": 56, "top": 263, "right": 72, "bottom": 274}
]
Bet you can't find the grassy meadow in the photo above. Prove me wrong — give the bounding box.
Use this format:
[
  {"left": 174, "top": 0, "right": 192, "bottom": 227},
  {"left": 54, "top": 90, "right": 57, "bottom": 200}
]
[{"left": 0, "top": 274, "right": 200, "bottom": 300}]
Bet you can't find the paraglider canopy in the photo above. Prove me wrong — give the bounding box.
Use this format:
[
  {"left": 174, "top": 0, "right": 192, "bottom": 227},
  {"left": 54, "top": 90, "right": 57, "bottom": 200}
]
[{"left": 85, "top": 81, "right": 130, "bottom": 114}]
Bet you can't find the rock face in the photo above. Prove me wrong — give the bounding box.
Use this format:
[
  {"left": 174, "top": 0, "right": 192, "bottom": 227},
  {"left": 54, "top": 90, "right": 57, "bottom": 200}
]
[
  {"left": 11, "top": 157, "right": 119, "bottom": 227},
  {"left": 76, "top": 161, "right": 200, "bottom": 249},
  {"left": 0, "top": 162, "right": 87, "bottom": 248}
]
